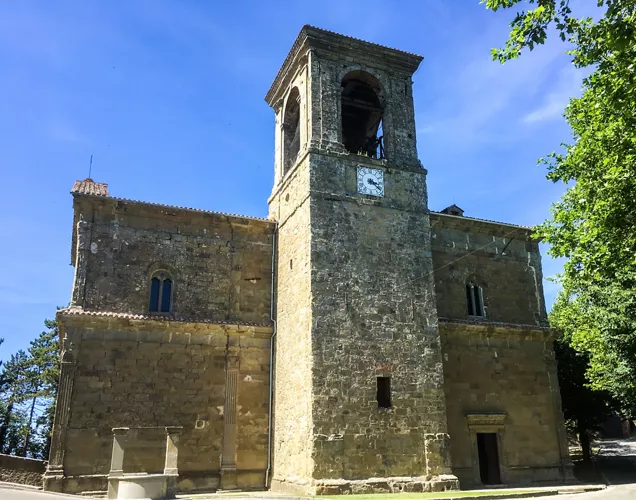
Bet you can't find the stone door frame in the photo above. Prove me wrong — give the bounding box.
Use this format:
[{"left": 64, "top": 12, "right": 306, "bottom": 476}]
[{"left": 465, "top": 413, "right": 507, "bottom": 486}]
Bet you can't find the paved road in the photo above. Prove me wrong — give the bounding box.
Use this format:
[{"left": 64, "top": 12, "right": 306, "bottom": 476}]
[
  {"left": 0, "top": 484, "right": 635, "bottom": 500},
  {"left": 528, "top": 484, "right": 636, "bottom": 499},
  {"left": 0, "top": 487, "right": 83, "bottom": 500},
  {"left": 537, "top": 437, "right": 636, "bottom": 500}
]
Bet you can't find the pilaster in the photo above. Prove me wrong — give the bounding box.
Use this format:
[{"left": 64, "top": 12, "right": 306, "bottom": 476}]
[
  {"left": 164, "top": 426, "right": 183, "bottom": 498},
  {"left": 220, "top": 349, "right": 240, "bottom": 490},
  {"left": 107, "top": 427, "right": 129, "bottom": 500},
  {"left": 546, "top": 348, "right": 575, "bottom": 482},
  {"left": 43, "top": 339, "right": 77, "bottom": 491},
  {"left": 71, "top": 216, "right": 92, "bottom": 307}
]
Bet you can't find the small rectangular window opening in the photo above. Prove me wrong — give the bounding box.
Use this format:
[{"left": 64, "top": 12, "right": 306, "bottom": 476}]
[
  {"left": 466, "top": 285, "right": 485, "bottom": 317},
  {"left": 376, "top": 377, "right": 392, "bottom": 409}
]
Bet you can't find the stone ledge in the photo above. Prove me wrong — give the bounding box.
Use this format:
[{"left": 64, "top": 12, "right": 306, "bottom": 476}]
[
  {"left": 314, "top": 475, "right": 459, "bottom": 495},
  {"left": 272, "top": 475, "right": 459, "bottom": 496},
  {"left": 438, "top": 318, "right": 554, "bottom": 339},
  {"left": 57, "top": 309, "right": 274, "bottom": 340}
]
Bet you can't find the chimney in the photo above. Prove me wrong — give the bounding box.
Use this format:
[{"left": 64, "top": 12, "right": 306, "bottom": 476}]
[
  {"left": 71, "top": 178, "right": 109, "bottom": 196},
  {"left": 440, "top": 204, "right": 464, "bottom": 217}
]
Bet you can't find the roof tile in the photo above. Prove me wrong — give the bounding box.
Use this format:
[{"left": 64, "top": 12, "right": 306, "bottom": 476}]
[
  {"left": 72, "top": 178, "right": 109, "bottom": 196},
  {"left": 57, "top": 308, "right": 273, "bottom": 327}
]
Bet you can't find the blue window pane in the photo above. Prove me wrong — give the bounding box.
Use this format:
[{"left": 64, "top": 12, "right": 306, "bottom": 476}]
[
  {"left": 474, "top": 287, "right": 483, "bottom": 316},
  {"left": 160, "top": 279, "right": 172, "bottom": 313},
  {"left": 149, "top": 278, "right": 160, "bottom": 312}
]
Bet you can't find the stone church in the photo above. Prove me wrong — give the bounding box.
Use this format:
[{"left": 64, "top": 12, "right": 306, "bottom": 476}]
[{"left": 44, "top": 26, "right": 572, "bottom": 496}]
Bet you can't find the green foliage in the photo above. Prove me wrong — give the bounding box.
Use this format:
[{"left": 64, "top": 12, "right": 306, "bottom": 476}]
[
  {"left": 484, "top": 0, "right": 636, "bottom": 413},
  {"left": 0, "top": 350, "right": 30, "bottom": 454},
  {"left": 0, "top": 318, "right": 60, "bottom": 458},
  {"left": 553, "top": 330, "right": 617, "bottom": 460}
]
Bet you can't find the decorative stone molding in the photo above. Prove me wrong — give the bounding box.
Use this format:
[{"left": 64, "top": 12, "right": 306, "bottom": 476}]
[
  {"left": 466, "top": 412, "right": 507, "bottom": 430},
  {"left": 220, "top": 352, "right": 240, "bottom": 490}
]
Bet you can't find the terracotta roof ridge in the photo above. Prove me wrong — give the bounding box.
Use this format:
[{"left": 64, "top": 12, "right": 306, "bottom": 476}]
[
  {"left": 265, "top": 25, "right": 422, "bottom": 105},
  {"left": 73, "top": 192, "right": 274, "bottom": 224},
  {"left": 430, "top": 211, "right": 533, "bottom": 230},
  {"left": 304, "top": 25, "right": 423, "bottom": 59},
  {"left": 57, "top": 308, "right": 273, "bottom": 327}
]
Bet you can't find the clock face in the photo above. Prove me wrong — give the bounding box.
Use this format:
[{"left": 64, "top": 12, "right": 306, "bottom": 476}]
[{"left": 357, "top": 167, "right": 384, "bottom": 197}]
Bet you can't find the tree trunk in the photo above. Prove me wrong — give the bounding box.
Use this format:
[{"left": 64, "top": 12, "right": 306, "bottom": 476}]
[
  {"left": 578, "top": 421, "right": 592, "bottom": 464},
  {"left": 22, "top": 396, "right": 37, "bottom": 457}
]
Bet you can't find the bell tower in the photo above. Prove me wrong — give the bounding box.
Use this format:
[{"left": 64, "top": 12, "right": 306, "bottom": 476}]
[{"left": 267, "top": 26, "right": 458, "bottom": 495}]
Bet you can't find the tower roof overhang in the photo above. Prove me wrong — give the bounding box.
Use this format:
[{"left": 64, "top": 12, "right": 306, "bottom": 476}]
[{"left": 265, "top": 25, "right": 424, "bottom": 108}]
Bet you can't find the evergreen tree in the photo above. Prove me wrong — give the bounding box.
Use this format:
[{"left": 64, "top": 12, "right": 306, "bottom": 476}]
[
  {"left": 0, "top": 350, "right": 30, "bottom": 453},
  {"left": 0, "top": 318, "right": 60, "bottom": 458},
  {"left": 22, "top": 319, "right": 60, "bottom": 457}
]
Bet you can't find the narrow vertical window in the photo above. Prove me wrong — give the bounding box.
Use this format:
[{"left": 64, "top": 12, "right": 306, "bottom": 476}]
[
  {"left": 376, "top": 377, "right": 392, "bottom": 409},
  {"left": 149, "top": 277, "right": 160, "bottom": 312},
  {"left": 466, "top": 284, "right": 485, "bottom": 317},
  {"left": 149, "top": 271, "right": 173, "bottom": 313},
  {"left": 283, "top": 87, "right": 301, "bottom": 175},
  {"left": 160, "top": 279, "right": 172, "bottom": 313}
]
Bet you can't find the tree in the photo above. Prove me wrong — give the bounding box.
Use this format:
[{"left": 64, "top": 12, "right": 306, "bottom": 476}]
[
  {"left": 0, "top": 350, "right": 30, "bottom": 453},
  {"left": 483, "top": 1, "right": 636, "bottom": 412},
  {"left": 0, "top": 318, "right": 60, "bottom": 458},
  {"left": 21, "top": 319, "right": 60, "bottom": 457},
  {"left": 554, "top": 331, "right": 617, "bottom": 463}
]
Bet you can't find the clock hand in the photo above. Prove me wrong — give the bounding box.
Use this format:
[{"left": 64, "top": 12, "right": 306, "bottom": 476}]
[{"left": 367, "top": 178, "right": 379, "bottom": 187}]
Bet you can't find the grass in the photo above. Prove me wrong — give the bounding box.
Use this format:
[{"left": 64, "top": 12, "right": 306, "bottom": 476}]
[{"left": 321, "top": 490, "right": 544, "bottom": 500}]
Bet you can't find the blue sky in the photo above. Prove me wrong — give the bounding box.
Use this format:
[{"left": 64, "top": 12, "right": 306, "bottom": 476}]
[{"left": 0, "top": 0, "right": 583, "bottom": 358}]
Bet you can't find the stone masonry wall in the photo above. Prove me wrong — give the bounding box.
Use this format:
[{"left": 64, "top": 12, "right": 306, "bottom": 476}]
[
  {"left": 268, "top": 155, "right": 316, "bottom": 492},
  {"left": 430, "top": 214, "right": 547, "bottom": 326},
  {"left": 48, "top": 314, "right": 271, "bottom": 494},
  {"left": 308, "top": 152, "right": 453, "bottom": 489},
  {"left": 440, "top": 321, "right": 569, "bottom": 488},
  {"left": 0, "top": 453, "right": 45, "bottom": 487},
  {"left": 72, "top": 196, "right": 274, "bottom": 323},
  {"left": 266, "top": 28, "right": 456, "bottom": 493}
]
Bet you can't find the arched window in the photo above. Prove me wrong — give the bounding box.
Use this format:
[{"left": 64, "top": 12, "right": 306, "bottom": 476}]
[
  {"left": 466, "top": 283, "right": 485, "bottom": 317},
  {"left": 283, "top": 87, "right": 301, "bottom": 175},
  {"left": 149, "top": 271, "right": 173, "bottom": 313},
  {"left": 341, "top": 71, "right": 384, "bottom": 158}
]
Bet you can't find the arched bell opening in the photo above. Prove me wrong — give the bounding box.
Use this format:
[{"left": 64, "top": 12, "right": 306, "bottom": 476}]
[
  {"left": 282, "top": 87, "right": 301, "bottom": 175},
  {"left": 341, "top": 71, "right": 385, "bottom": 158}
]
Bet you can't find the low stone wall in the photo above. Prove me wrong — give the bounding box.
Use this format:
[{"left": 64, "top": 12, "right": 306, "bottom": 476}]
[{"left": 0, "top": 453, "right": 45, "bottom": 487}]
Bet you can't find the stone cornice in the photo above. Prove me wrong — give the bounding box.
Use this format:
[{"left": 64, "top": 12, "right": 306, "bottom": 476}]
[
  {"left": 265, "top": 25, "right": 423, "bottom": 106},
  {"left": 268, "top": 148, "right": 426, "bottom": 207},
  {"left": 466, "top": 412, "right": 507, "bottom": 429},
  {"left": 73, "top": 193, "right": 275, "bottom": 226},
  {"left": 57, "top": 308, "right": 273, "bottom": 338},
  {"left": 439, "top": 317, "right": 554, "bottom": 340},
  {"left": 430, "top": 212, "right": 535, "bottom": 240}
]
